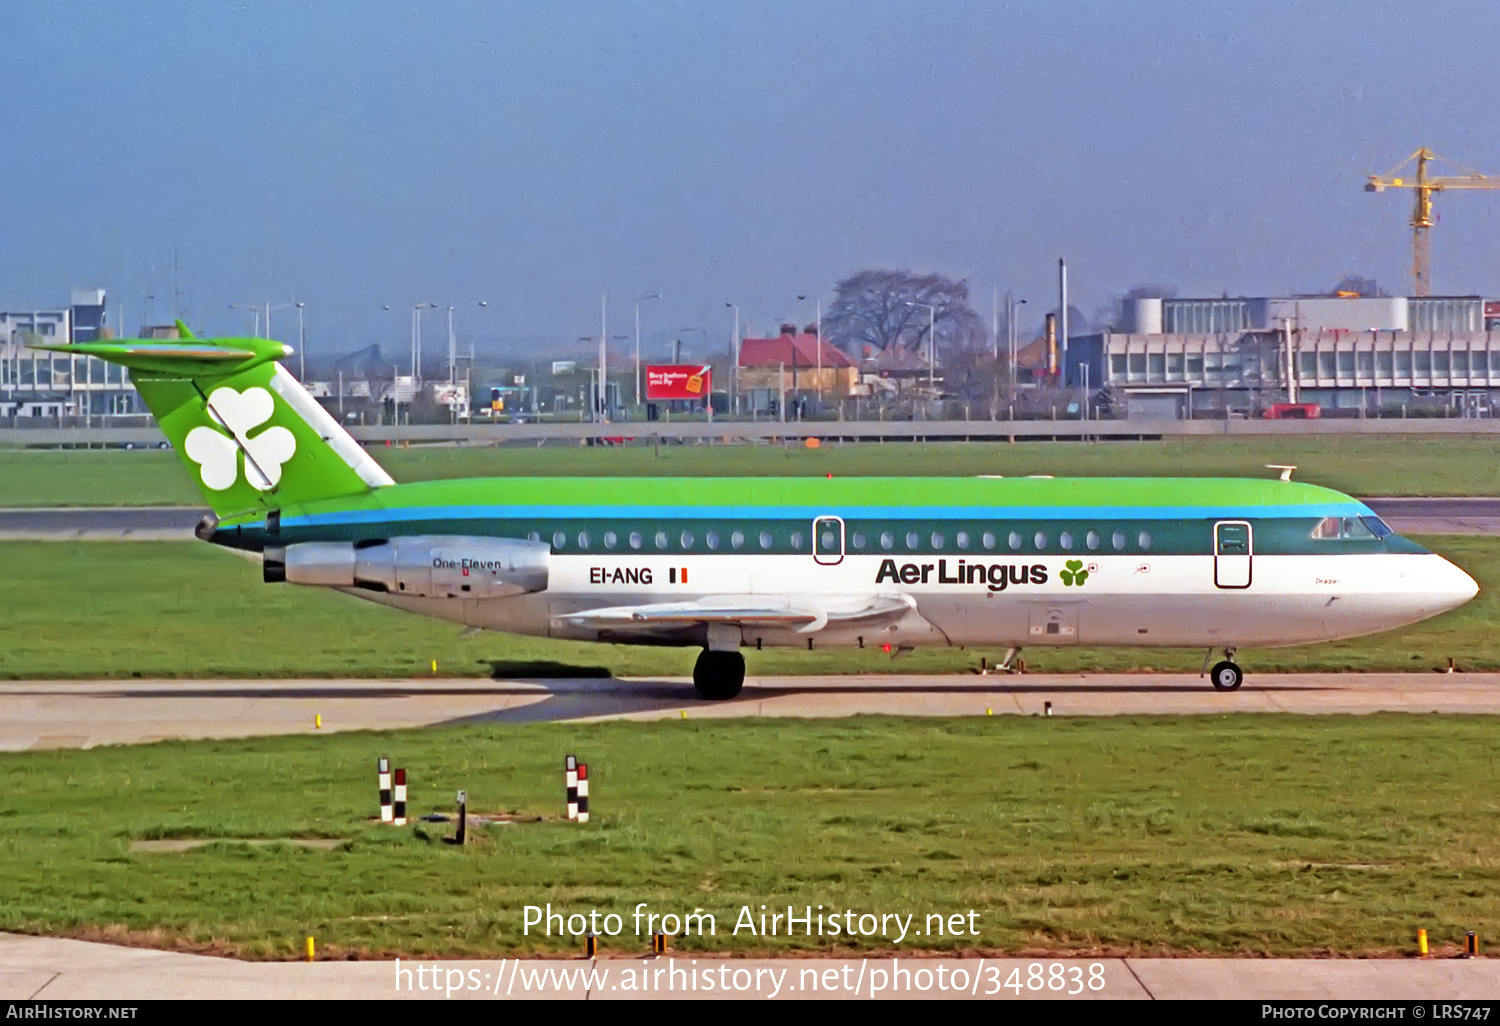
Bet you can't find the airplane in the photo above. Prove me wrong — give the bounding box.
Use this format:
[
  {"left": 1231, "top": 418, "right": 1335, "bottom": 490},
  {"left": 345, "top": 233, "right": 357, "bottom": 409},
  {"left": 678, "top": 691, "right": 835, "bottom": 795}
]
[{"left": 35, "top": 324, "right": 1480, "bottom": 700}]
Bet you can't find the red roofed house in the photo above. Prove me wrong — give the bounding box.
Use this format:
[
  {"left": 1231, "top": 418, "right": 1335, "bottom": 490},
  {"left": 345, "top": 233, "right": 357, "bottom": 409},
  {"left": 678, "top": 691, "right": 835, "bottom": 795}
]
[{"left": 737, "top": 324, "right": 858, "bottom": 396}]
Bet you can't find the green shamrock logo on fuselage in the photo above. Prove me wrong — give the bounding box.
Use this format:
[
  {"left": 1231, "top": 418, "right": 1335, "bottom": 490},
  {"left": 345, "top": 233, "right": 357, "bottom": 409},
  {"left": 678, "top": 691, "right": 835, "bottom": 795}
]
[{"left": 1060, "top": 559, "right": 1089, "bottom": 586}]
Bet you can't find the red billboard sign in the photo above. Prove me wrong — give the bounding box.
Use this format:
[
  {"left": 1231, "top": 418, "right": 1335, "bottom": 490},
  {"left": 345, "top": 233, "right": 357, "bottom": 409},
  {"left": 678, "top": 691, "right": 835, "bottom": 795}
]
[{"left": 646, "top": 365, "right": 712, "bottom": 401}]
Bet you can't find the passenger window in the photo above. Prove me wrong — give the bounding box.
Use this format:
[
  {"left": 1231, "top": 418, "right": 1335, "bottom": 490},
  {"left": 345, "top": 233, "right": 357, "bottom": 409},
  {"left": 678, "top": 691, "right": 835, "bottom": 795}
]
[
  {"left": 528, "top": 531, "right": 541, "bottom": 543},
  {"left": 706, "top": 531, "right": 721, "bottom": 550},
  {"left": 931, "top": 532, "right": 945, "bottom": 549},
  {"left": 851, "top": 532, "right": 866, "bottom": 549},
  {"left": 1008, "top": 531, "right": 1022, "bottom": 550},
  {"left": 906, "top": 531, "right": 920, "bottom": 549},
  {"left": 1060, "top": 531, "right": 1074, "bottom": 550},
  {"left": 655, "top": 531, "right": 669, "bottom": 549},
  {"left": 578, "top": 531, "right": 592, "bottom": 549},
  {"left": 731, "top": 530, "right": 745, "bottom": 549},
  {"left": 680, "top": 530, "right": 695, "bottom": 549},
  {"left": 759, "top": 530, "right": 774, "bottom": 549},
  {"left": 956, "top": 531, "right": 971, "bottom": 549},
  {"left": 603, "top": 531, "right": 618, "bottom": 549},
  {"left": 1112, "top": 531, "right": 1126, "bottom": 550},
  {"left": 791, "top": 530, "right": 805, "bottom": 550},
  {"left": 1086, "top": 530, "right": 1100, "bottom": 550},
  {"left": 553, "top": 531, "right": 567, "bottom": 550},
  {"left": 1033, "top": 531, "right": 1048, "bottom": 550},
  {"left": 629, "top": 532, "right": 643, "bottom": 550},
  {"left": 1138, "top": 531, "right": 1152, "bottom": 550},
  {"left": 982, "top": 531, "right": 996, "bottom": 549},
  {"left": 880, "top": 531, "right": 895, "bottom": 550}
]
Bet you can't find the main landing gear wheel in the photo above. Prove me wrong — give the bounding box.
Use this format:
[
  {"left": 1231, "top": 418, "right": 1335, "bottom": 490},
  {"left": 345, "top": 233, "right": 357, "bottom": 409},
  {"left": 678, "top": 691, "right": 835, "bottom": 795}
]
[
  {"left": 693, "top": 649, "right": 746, "bottom": 700},
  {"left": 1210, "top": 660, "right": 1244, "bottom": 692}
]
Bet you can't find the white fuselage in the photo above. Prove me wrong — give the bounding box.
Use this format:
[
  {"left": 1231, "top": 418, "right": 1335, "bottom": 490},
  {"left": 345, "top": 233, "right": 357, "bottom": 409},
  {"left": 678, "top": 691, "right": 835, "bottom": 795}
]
[{"left": 354, "top": 547, "right": 1478, "bottom": 651}]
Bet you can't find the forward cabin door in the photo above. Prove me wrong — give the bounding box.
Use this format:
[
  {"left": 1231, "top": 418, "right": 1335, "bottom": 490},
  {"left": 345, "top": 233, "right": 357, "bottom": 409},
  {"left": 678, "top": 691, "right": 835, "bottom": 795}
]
[
  {"left": 1214, "top": 521, "right": 1252, "bottom": 589},
  {"left": 812, "top": 516, "right": 844, "bottom": 566}
]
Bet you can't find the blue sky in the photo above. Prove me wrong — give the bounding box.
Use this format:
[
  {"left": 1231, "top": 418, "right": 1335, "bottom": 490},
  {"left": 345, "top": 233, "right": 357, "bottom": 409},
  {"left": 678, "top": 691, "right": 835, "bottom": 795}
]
[{"left": 5, "top": 1, "right": 1500, "bottom": 357}]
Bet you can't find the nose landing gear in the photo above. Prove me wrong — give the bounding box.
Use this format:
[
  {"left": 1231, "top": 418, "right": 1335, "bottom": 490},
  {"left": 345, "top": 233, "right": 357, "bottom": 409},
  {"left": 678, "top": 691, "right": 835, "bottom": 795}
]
[
  {"left": 693, "top": 649, "right": 746, "bottom": 700},
  {"left": 1204, "top": 646, "right": 1243, "bottom": 692}
]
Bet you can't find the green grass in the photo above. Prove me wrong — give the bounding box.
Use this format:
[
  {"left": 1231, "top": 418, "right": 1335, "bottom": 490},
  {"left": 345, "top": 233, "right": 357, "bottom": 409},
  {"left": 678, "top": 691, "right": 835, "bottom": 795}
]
[
  {"left": 1, "top": 716, "right": 1497, "bottom": 957},
  {"left": 5, "top": 435, "right": 1500, "bottom": 505},
  {"left": 0, "top": 536, "right": 1492, "bottom": 679}
]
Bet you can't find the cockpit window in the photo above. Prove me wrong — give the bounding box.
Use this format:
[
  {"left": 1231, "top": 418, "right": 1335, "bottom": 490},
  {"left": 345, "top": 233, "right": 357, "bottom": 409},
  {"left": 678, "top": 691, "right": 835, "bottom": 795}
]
[
  {"left": 1311, "top": 516, "right": 1340, "bottom": 539},
  {"left": 1311, "top": 515, "right": 1384, "bottom": 540}
]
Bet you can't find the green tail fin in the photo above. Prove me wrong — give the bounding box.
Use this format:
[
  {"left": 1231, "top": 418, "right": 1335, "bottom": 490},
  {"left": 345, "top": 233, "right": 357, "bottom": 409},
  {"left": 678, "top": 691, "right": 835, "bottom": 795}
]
[{"left": 32, "top": 330, "right": 394, "bottom": 517}]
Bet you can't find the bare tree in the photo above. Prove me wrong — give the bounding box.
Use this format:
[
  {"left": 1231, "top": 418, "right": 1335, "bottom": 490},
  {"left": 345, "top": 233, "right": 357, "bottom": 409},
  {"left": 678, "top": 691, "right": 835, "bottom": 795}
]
[
  {"left": 1329, "top": 275, "right": 1388, "bottom": 298},
  {"left": 823, "top": 270, "right": 986, "bottom": 361}
]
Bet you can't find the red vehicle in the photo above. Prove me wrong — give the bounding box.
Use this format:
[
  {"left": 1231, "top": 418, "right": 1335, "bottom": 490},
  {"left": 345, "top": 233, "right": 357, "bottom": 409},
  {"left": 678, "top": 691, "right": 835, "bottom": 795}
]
[{"left": 1263, "top": 403, "right": 1321, "bottom": 420}]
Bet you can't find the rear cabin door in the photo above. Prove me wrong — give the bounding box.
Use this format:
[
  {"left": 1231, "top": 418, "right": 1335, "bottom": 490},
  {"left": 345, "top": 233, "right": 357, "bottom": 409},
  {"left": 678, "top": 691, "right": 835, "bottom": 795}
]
[
  {"left": 1214, "top": 521, "right": 1252, "bottom": 589},
  {"left": 813, "top": 516, "right": 844, "bottom": 566}
]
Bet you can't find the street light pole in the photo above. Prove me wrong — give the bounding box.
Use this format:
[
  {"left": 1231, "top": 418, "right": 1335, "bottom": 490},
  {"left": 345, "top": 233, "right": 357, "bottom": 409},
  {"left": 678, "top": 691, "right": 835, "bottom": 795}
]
[
  {"left": 992, "top": 284, "right": 999, "bottom": 362},
  {"left": 634, "top": 293, "right": 661, "bottom": 408},
  {"left": 927, "top": 304, "right": 934, "bottom": 390},
  {"left": 598, "top": 294, "right": 608, "bottom": 422},
  {"left": 725, "top": 302, "right": 740, "bottom": 414},
  {"left": 680, "top": 328, "right": 708, "bottom": 421},
  {"left": 409, "top": 302, "right": 436, "bottom": 384},
  {"left": 446, "top": 305, "right": 456, "bottom": 424},
  {"left": 1007, "top": 295, "right": 1027, "bottom": 391},
  {"left": 416, "top": 304, "right": 426, "bottom": 383},
  {"left": 798, "top": 294, "right": 824, "bottom": 398}
]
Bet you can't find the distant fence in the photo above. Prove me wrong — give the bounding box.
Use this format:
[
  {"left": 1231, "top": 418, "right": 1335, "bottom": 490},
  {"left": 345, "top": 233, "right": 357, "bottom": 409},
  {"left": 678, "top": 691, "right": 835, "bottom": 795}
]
[{"left": 7, "top": 418, "right": 1500, "bottom": 448}]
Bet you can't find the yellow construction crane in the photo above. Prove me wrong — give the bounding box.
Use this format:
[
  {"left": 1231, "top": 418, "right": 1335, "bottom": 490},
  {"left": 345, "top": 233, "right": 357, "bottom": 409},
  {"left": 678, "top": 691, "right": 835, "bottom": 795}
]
[{"left": 1366, "top": 148, "right": 1500, "bottom": 297}]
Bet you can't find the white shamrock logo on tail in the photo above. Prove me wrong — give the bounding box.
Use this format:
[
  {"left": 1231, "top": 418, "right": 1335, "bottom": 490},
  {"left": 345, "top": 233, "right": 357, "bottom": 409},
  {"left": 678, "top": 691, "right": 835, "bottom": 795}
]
[{"left": 184, "top": 387, "right": 297, "bottom": 491}]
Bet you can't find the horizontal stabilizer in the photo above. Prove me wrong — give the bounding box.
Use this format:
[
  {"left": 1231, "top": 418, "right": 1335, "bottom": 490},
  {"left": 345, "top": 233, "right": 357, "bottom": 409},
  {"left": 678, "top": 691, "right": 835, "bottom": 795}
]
[
  {"left": 555, "top": 593, "right": 915, "bottom": 635},
  {"left": 28, "top": 337, "right": 290, "bottom": 378}
]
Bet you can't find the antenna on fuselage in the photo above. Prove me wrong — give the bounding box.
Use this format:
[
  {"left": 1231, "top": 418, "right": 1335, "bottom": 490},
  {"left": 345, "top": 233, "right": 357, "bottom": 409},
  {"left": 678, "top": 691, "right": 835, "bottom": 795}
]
[{"left": 1265, "top": 464, "right": 1297, "bottom": 482}]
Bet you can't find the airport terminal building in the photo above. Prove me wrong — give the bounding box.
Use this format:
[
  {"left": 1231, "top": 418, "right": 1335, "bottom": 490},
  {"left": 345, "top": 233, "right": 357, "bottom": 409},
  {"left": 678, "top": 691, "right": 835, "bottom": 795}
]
[
  {"left": 0, "top": 289, "right": 146, "bottom": 421},
  {"left": 1061, "top": 295, "right": 1500, "bottom": 418}
]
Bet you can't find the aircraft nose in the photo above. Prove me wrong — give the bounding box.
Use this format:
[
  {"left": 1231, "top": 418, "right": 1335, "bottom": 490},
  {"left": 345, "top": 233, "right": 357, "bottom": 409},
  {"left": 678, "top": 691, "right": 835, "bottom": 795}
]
[{"left": 1430, "top": 555, "right": 1480, "bottom": 613}]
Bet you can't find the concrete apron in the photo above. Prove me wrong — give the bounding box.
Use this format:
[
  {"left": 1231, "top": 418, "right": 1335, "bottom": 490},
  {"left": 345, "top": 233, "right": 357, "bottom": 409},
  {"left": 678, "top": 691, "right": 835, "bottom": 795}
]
[{"left": 1, "top": 935, "right": 1496, "bottom": 1000}]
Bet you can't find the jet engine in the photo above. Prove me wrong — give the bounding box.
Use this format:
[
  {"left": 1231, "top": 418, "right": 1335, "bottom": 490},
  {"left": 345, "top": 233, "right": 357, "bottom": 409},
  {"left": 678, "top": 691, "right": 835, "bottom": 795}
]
[{"left": 263, "top": 536, "right": 549, "bottom": 599}]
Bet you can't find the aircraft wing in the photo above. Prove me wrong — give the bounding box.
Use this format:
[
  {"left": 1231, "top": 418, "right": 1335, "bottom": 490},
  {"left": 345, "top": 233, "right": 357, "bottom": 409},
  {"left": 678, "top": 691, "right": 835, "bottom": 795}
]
[{"left": 554, "top": 593, "right": 916, "bottom": 635}]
